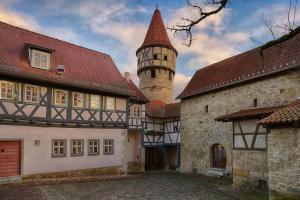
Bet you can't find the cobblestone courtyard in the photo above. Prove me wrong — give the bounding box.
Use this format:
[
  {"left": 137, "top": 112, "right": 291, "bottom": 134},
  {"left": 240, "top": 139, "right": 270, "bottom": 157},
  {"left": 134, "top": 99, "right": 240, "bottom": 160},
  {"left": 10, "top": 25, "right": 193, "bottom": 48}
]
[{"left": 0, "top": 172, "right": 268, "bottom": 200}]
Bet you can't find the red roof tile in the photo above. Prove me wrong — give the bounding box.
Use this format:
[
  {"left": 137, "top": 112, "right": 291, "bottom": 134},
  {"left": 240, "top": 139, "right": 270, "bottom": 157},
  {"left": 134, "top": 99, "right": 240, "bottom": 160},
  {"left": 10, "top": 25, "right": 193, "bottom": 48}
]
[
  {"left": 258, "top": 99, "right": 300, "bottom": 125},
  {"left": 136, "top": 9, "right": 177, "bottom": 55},
  {"left": 177, "top": 31, "right": 300, "bottom": 99},
  {"left": 0, "top": 22, "right": 133, "bottom": 96},
  {"left": 146, "top": 100, "right": 180, "bottom": 118},
  {"left": 216, "top": 105, "right": 285, "bottom": 122},
  {"left": 127, "top": 80, "right": 149, "bottom": 103}
]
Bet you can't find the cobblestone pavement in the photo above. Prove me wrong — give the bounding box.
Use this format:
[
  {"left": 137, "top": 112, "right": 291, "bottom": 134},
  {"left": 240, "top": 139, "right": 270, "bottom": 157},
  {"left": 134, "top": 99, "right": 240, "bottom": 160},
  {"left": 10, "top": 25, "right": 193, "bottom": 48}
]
[{"left": 0, "top": 172, "right": 268, "bottom": 200}]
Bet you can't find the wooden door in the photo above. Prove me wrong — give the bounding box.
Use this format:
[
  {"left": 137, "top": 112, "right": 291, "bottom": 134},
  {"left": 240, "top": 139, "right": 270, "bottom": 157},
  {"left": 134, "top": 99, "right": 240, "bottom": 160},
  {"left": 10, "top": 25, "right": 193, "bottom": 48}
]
[
  {"left": 145, "top": 147, "right": 164, "bottom": 170},
  {"left": 212, "top": 144, "right": 226, "bottom": 169},
  {"left": 0, "top": 141, "right": 21, "bottom": 177}
]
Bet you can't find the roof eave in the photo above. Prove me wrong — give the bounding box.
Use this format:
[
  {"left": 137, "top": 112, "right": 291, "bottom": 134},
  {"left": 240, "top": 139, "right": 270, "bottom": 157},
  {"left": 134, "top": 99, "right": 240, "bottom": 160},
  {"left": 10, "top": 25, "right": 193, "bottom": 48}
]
[
  {"left": 177, "top": 65, "right": 300, "bottom": 100},
  {"left": 0, "top": 65, "right": 133, "bottom": 97}
]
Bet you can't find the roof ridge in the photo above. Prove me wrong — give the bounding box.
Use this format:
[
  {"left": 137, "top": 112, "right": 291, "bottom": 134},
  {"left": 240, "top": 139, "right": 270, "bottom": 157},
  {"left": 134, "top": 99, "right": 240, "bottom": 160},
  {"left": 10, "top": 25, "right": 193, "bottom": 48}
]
[{"left": 0, "top": 21, "right": 111, "bottom": 58}]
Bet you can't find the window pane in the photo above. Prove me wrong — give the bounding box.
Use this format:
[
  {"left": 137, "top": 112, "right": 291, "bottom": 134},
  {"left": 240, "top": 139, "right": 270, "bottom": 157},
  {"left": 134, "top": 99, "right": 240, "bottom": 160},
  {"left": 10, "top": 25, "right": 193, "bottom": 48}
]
[
  {"left": 106, "top": 97, "right": 115, "bottom": 110},
  {"left": 31, "top": 50, "right": 50, "bottom": 70}
]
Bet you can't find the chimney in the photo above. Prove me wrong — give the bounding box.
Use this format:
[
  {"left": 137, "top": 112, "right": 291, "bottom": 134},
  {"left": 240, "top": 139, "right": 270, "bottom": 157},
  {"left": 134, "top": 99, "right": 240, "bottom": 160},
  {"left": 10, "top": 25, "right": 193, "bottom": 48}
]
[{"left": 125, "top": 72, "right": 131, "bottom": 81}]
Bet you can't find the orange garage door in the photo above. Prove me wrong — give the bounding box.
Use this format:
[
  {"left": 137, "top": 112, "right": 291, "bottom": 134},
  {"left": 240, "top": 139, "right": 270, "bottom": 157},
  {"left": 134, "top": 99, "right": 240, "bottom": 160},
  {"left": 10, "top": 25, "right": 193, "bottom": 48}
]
[{"left": 0, "top": 141, "right": 21, "bottom": 177}]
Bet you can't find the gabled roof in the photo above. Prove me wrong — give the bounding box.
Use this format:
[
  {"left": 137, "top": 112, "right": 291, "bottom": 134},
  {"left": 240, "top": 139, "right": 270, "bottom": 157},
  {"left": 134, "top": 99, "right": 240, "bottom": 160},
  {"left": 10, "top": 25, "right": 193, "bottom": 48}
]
[
  {"left": 216, "top": 105, "right": 285, "bottom": 122},
  {"left": 0, "top": 22, "right": 133, "bottom": 96},
  {"left": 146, "top": 100, "right": 180, "bottom": 118},
  {"left": 177, "top": 29, "right": 300, "bottom": 99},
  {"left": 136, "top": 9, "right": 177, "bottom": 55},
  {"left": 258, "top": 99, "right": 300, "bottom": 125},
  {"left": 127, "top": 80, "right": 149, "bottom": 103}
]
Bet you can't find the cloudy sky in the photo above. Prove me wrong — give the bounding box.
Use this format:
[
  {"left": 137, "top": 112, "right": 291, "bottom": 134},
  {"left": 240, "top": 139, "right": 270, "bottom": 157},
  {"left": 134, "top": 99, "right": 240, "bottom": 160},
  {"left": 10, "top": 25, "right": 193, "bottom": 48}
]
[{"left": 0, "top": 0, "right": 299, "bottom": 98}]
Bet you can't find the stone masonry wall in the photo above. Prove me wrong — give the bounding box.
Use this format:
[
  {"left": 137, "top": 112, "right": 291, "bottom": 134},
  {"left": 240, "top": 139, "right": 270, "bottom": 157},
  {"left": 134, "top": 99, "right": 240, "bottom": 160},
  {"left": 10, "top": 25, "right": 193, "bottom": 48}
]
[
  {"left": 139, "top": 69, "right": 174, "bottom": 103},
  {"left": 268, "top": 128, "right": 300, "bottom": 200},
  {"left": 180, "top": 71, "right": 300, "bottom": 186}
]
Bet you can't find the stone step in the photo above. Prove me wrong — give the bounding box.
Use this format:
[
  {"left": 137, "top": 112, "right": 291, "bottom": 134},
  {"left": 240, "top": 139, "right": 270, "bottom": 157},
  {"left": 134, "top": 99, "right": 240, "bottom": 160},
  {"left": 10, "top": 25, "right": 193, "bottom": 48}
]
[{"left": 205, "top": 168, "right": 230, "bottom": 178}]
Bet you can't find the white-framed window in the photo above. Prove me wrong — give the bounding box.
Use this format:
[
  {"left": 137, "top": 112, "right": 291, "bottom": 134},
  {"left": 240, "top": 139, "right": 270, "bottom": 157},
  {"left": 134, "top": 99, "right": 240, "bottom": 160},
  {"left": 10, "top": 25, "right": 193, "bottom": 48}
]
[
  {"left": 106, "top": 97, "right": 115, "bottom": 110},
  {"left": 0, "top": 81, "right": 14, "bottom": 100},
  {"left": 130, "top": 105, "right": 141, "bottom": 118},
  {"left": 24, "top": 84, "right": 39, "bottom": 103},
  {"left": 52, "top": 140, "right": 66, "bottom": 157},
  {"left": 71, "top": 140, "right": 84, "bottom": 156},
  {"left": 30, "top": 49, "right": 50, "bottom": 70},
  {"left": 88, "top": 139, "right": 100, "bottom": 155},
  {"left": 90, "top": 95, "right": 101, "bottom": 109},
  {"left": 72, "top": 92, "right": 84, "bottom": 108},
  {"left": 103, "top": 139, "right": 114, "bottom": 155},
  {"left": 54, "top": 89, "right": 68, "bottom": 106}
]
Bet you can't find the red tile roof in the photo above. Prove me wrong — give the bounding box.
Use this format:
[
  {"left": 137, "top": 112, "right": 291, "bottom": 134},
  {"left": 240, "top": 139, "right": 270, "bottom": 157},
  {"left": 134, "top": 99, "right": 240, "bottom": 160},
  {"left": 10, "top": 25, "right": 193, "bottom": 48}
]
[
  {"left": 136, "top": 9, "right": 177, "bottom": 55},
  {"left": 127, "top": 80, "right": 149, "bottom": 103},
  {"left": 216, "top": 105, "right": 285, "bottom": 122},
  {"left": 146, "top": 100, "right": 180, "bottom": 118},
  {"left": 177, "top": 31, "right": 300, "bottom": 99},
  {"left": 258, "top": 99, "right": 300, "bottom": 125},
  {"left": 0, "top": 22, "right": 133, "bottom": 96}
]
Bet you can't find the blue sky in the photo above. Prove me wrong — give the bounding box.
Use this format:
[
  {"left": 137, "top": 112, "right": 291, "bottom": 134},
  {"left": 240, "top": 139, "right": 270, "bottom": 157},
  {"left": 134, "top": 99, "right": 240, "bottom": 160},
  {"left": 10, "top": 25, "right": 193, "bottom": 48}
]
[{"left": 0, "top": 0, "right": 298, "bottom": 97}]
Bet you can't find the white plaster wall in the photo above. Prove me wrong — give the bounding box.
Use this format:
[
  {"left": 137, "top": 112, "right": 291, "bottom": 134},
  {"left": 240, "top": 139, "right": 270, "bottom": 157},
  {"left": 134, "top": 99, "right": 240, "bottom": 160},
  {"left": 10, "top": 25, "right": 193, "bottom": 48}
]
[{"left": 0, "top": 125, "right": 126, "bottom": 175}]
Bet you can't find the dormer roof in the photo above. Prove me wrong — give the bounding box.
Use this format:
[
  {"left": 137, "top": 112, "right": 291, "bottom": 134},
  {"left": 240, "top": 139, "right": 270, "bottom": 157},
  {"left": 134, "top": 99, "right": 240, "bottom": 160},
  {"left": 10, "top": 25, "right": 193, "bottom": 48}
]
[{"left": 136, "top": 9, "right": 177, "bottom": 55}]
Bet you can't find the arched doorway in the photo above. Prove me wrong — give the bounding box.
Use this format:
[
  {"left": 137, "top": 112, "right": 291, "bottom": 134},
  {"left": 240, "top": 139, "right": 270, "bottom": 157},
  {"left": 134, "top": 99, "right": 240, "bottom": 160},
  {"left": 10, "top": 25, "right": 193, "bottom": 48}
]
[{"left": 211, "top": 144, "right": 226, "bottom": 169}]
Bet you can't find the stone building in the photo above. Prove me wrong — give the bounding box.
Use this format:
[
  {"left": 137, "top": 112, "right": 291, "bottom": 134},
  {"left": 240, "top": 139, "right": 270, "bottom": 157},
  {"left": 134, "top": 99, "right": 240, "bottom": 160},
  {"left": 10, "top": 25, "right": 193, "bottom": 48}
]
[
  {"left": 259, "top": 100, "right": 300, "bottom": 199},
  {"left": 177, "top": 29, "right": 300, "bottom": 192}
]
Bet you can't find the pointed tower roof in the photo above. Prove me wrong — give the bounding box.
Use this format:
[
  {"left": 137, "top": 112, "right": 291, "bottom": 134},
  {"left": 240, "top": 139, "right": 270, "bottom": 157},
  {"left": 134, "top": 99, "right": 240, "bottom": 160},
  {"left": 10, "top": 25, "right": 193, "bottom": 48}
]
[{"left": 136, "top": 8, "right": 177, "bottom": 55}]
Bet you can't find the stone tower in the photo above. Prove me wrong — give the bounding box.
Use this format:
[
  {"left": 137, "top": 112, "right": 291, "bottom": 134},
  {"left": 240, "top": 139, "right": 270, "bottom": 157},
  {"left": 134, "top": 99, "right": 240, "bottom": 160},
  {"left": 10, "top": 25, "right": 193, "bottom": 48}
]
[{"left": 136, "top": 8, "right": 178, "bottom": 104}]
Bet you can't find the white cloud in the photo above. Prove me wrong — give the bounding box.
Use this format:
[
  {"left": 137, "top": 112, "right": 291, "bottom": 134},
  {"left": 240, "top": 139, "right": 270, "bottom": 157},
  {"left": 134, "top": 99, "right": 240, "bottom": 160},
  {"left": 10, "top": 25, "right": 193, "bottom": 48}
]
[
  {"left": 173, "top": 73, "right": 191, "bottom": 99},
  {"left": 0, "top": 4, "right": 39, "bottom": 31}
]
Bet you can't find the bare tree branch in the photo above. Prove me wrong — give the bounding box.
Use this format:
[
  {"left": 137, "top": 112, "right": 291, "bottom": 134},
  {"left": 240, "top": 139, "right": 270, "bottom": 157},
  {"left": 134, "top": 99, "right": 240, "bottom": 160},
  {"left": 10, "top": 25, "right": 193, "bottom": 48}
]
[{"left": 168, "top": 0, "right": 228, "bottom": 46}]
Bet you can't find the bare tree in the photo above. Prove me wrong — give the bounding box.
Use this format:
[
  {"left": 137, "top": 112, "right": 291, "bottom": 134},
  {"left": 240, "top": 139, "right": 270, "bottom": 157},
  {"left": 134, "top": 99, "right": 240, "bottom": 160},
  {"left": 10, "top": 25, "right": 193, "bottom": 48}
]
[
  {"left": 170, "top": 0, "right": 299, "bottom": 47},
  {"left": 168, "top": 0, "right": 228, "bottom": 46}
]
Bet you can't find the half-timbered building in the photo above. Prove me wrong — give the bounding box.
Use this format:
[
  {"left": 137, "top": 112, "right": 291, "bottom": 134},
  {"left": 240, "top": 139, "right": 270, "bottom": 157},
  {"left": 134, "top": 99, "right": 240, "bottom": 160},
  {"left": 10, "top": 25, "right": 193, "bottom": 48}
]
[{"left": 0, "top": 22, "right": 133, "bottom": 181}]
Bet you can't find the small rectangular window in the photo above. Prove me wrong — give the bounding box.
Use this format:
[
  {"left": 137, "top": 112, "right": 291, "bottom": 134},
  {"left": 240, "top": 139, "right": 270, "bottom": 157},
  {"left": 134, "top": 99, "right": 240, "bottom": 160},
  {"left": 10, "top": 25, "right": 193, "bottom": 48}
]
[
  {"left": 204, "top": 105, "right": 209, "bottom": 113},
  {"left": 30, "top": 49, "right": 50, "bottom": 70},
  {"left": 54, "top": 89, "right": 68, "bottom": 106},
  {"left": 24, "top": 84, "right": 39, "bottom": 103},
  {"left": 88, "top": 139, "right": 100, "bottom": 155},
  {"left": 0, "top": 81, "right": 14, "bottom": 100},
  {"left": 71, "top": 139, "right": 84, "bottom": 156},
  {"left": 52, "top": 140, "right": 66, "bottom": 157},
  {"left": 174, "top": 125, "right": 178, "bottom": 132},
  {"left": 164, "top": 55, "right": 168, "bottom": 60},
  {"left": 253, "top": 99, "right": 258, "bottom": 107},
  {"left": 72, "top": 92, "right": 84, "bottom": 108},
  {"left": 154, "top": 54, "right": 158, "bottom": 60},
  {"left": 103, "top": 139, "right": 114, "bottom": 155},
  {"left": 151, "top": 70, "right": 156, "bottom": 78},
  {"left": 106, "top": 97, "right": 115, "bottom": 110},
  {"left": 90, "top": 95, "right": 101, "bottom": 109},
  {"left": 130, "top": 105, "right": 141, "bottom": 118}
]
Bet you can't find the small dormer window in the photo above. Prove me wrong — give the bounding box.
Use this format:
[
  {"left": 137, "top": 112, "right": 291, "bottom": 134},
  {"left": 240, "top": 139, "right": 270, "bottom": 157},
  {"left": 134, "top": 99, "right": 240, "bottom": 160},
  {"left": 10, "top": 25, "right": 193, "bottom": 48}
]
[{"left": 30, "top": 49, "right": 50, "bottom": 70}]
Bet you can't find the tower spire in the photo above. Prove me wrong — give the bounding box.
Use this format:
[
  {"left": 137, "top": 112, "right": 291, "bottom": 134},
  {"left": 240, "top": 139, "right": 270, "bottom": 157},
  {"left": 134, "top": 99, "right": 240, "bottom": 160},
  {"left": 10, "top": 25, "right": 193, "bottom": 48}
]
[{"left": 136, "top": 8, "right": 177, "bottom": 55}]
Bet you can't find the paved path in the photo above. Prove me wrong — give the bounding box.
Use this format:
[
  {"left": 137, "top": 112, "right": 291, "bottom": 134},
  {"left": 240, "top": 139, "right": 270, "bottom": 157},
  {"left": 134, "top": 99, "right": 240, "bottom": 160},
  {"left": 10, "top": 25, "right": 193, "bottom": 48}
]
[{"left": 0, "top": 172, "right": 268, "bottom": 200}]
